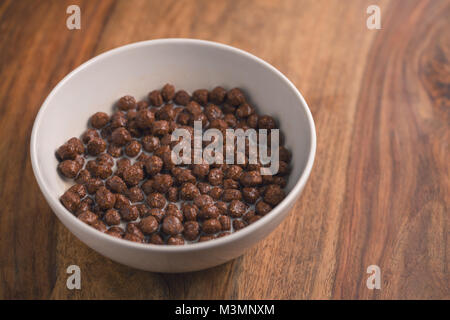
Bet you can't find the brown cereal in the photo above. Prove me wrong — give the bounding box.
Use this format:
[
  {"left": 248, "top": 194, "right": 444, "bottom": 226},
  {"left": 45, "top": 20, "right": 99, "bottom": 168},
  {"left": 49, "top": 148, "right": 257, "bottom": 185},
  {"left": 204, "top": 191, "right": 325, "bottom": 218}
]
[
  {"left": 120, "top": 205, "right": 139, "bottom": 221},
  {"left": 183, "top": 221, "right": 200, "bottom": 241},
  {"left": 166, "top": 186, "right": 178, "bottom": 202},
  {"left": 124, "top": 233, "right": 143, "bottom": 243},
  {"left": 90, "top": 112, "right": 109, "bottom": 129},
  {"left": 106, "top": 175, "right": 127, "bottom": 194},
  {"left": 222, "top": 188, "right": 242, "bottom": 202},
  {"left": 104, "top": 209, "right": 121, "bottom": 226},
  {"left": 148, "top": 90, "right": 163, "bottom": 107},
  {"left": 174, "top": 90, "right": 190, "bottom": 106},
  {"left": 138, "top": 215, "right": 159, "bottom": 234},
  {"left": 182, "top": 203, "right": 199, "bottom": 221},
  {"left": 197, "top": 182, "right": 212, "bottom": 194},
  {"left": 180, "top": 182, "right": 200, "bottom": 200},
  {"left": 58, "top": 160, "right": 81, "bottom": 178},
  {"left": 219, "top": 215, "right": 231, "bottom": 231},
  {"left": 57, "top": 85, "right": 292, "bottom": 244},
  {"left": 126, "top": 222, "right": 145, "bottom": 239},
  {"left": 107, "top": 144, "right": 122, "bottom": 157},
  {"left": 86, "top": 178, "right": 104, "bottom": 195},
  {"left": 209, "top": 86, "right": 227, "bottom": 104},
  {"left": 199, "top": 235, "right": 216, "bottom": 242},
  {"left": 78, "top": 210, "right": 98, "bottom": 225},
  {"left": 209, "top": 187, "right": 223, "bottom": 200},
  {"left": 106, "top": 226, "right": 124, "bottom": 238},
  {"left": 192, "top": 89, "right": 209, "bottom": 106},
  {"left": 136, "top": 109, "right": 155, "bottom": 129},
  {"left": 162, "top": 215, "right": 183, "bottom": 235},
  {"left": 161, "top": 83, "right": 175, "bottom": 102},
  {"left": 240, "top": 170, "right": 262, "bottom": 187},
  {"left": 142, "top": 135, "right": 160, "bottom": 152},
  {"left": 118, "top": 95, "right": 136, "bottom": 111},
  {"left": 236, "top": 103, "right": 254, "bottom": 118},
  {"left": 255, "top": 200, "right": 272, "bottom": 216},
  {"left": 60, "top": 190, "right": 80, "bottom": 213},
  {"left": 122, "top": 165, "right": 144, "bottom": 186},
  {"left": 258, "top": 115, "right": 277, "bottom": 129},
  {"left": 149, "top": 233, "right": 164, "bottom": 244},
  {"left": 242, "top": 187, "right": 260, "bottom": 204},
  {"left": 149, "top": 208, "right": 165, "bottom": 223},
  {"left": 263, "top": 184, "right": 285, "bottom": 206},
  {"left": 153, "top": 174, "right": 174, "bottom": 193},
  {"left": 233, "top": 219, "right": 247, "bottom": 231},
  {"left": 87, "top": 137, "right": 107, "bottom": 156},
  {"left": 95, "top": 186, "right": 116, "bottom": 210},
  {"left": 168, "top": 235, "right": 185, "bottom": 245},
  {"left": 82, "top": 129, "right": 100, "bottom": 144},
  {"left": 199, "top": 204, "right": 220, "bottom": 219},
  {"left": 111, "top": 127, "right": 132, "bottom": 146},
  {"left": 124, "top": 140, "right": 141, "bottom": 157},
  {"left": 127, "top": 186, "right": 144, "bottom": 203},
  {"left": 194, "top": 194, "right": 214, "bottom": 208},
  {"left": 228, "top": 200, "right": 247, "bottom": 218},
  {"left": 68, "top": 184, "right": 87, "bottom": 198},
  {"left": 146, "top": 192, "right": 166, "bottom": 208},
  {"left": 202, "top": 219, "right": 222, "bottom": 234},
  {"left": 227, "top": 88, "right": 246, "bottom": 106},
  {"left": 223, "top": 178, "right": 239, "bottom": 189},
  {"left": 208, "top": 168, "right": 224, "bottom": 186}
]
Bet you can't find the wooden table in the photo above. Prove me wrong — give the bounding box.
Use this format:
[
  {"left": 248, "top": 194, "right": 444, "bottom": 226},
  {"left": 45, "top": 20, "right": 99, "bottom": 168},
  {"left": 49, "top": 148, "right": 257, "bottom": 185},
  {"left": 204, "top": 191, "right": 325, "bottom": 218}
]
[{"left": 0, "top": 0, "right": 448, "bottom": 300}]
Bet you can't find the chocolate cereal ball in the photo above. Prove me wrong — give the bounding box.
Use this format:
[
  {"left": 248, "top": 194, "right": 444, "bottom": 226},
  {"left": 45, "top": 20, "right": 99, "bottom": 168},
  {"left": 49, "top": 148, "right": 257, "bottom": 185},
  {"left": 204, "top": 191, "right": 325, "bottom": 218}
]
[
  {"left": 183, "top": 221, "right": 200, "bottom": 241},
  {"left": 174, "top": 90, "right": 190, "bottom": 106},
  {"left": 192, "top": 89, "right": 209, "bottom": 106},
  {"left": 58, "top": 160, "right": 81, "bottom": 178},
  {"left": 118, "top": 95, "right": 136, "bottom": 111},
  {"left": 162, "top": 216, "right": 183, "bottom": 235},
  {"left": 168, "top": 235, "right": 185, "bottom": 245},
  {"left": 111, "top": 127, "right": 132, "bottom": 146},
  {"left": 148, "top": 90, "right": 163, "bottom": 107},
  {"left": 161, "top": 83, "right": 175, "bottom": 102},
  {"left": 146, "top": 192, "right": 166, "bottom": 208},
  {"left": 138, "top": 215, "right": 159, "bottom": 234},
  {"left": 87, "top": 137, "right": 107, "bottom": 156},
  {"left": 124, "top": 140, "right": 141, "bottom": 157},
  {"left": 145, "top": 155, "right": 164, "bottom": 176},
  {"left": 60, "top": 190, "right": 80, "bottom": 213},
  {"left": 120, "top": 205, "right": 139, "bottom": 221},
  {"left": 209, "top": 86, "right": 227, "bottom": 104},
  {"left": 136, "top": 109, "right": 155, "bottom": 129},
  {"left": 90, "top": 112, "right": 109, "bottom": 129},
  {"left": 228, "top": 200, "right": 247, "bottom": 218},
  {"left": 263, "top": 184, "right": 285, "bottom": 206},
  {"left": 104, "top": 209, "right": 121, "bottom": 226},
  {"left": 122, "top": 165, "right": 144, "bottom": 186},
  {"left": 227, "top": 88, "right": 246, "bottom": 106},
  {"left": 95, "top": 186, "right": 116, "bottom": 210},
  {"left": 202, "top": 219, "right": 222, "bottom": 234}
]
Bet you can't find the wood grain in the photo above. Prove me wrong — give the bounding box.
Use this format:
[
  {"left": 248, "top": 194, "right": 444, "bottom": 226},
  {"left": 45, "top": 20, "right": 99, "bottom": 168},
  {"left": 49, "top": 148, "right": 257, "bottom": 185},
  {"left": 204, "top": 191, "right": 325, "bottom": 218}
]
[{"left": 0, "top": 0, "right": 448, "bottom": 299}]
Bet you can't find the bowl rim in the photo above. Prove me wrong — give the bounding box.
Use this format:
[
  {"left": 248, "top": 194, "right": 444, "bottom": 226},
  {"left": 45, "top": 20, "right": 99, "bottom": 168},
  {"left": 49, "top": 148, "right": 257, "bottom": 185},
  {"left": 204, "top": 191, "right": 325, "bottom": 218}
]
[{"left": 30, "top": 38, "right": 316, "bottom": 252}]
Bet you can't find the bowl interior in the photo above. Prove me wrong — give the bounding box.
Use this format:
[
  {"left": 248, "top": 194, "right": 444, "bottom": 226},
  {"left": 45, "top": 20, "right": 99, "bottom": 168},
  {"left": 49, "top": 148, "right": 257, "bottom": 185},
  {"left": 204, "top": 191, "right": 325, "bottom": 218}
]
[{"left": 32, "top": 39, "right": 314, "bottom": 229}]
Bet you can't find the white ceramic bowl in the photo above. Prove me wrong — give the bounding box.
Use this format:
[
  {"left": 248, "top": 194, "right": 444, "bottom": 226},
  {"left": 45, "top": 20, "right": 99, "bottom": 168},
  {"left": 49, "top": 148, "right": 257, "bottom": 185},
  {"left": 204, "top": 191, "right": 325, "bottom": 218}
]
[{"left": 30, "top": 39, "right": 316, "bottom": 273}]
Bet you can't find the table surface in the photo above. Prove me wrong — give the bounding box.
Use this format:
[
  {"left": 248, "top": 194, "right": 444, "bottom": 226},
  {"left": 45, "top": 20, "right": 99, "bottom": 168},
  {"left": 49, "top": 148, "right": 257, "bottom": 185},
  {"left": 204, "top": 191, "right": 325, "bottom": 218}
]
[{"left": 0, "top": 0, "right": 448, "bottom": 300}]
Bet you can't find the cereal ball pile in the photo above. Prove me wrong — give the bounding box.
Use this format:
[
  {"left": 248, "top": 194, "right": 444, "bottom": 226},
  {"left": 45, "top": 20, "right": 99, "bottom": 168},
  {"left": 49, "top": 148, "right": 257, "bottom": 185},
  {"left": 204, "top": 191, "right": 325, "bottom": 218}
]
[{"left": 57, "top": 85, "right": 292, "bottom": 245}]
